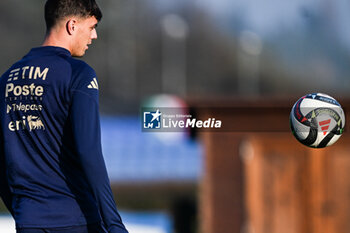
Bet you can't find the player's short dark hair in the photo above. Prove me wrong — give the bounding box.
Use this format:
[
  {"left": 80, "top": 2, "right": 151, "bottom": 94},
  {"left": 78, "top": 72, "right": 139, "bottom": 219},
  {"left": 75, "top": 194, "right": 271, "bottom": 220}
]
[{"left": 45, "top": 0, "right": 102, "bottom": 31}]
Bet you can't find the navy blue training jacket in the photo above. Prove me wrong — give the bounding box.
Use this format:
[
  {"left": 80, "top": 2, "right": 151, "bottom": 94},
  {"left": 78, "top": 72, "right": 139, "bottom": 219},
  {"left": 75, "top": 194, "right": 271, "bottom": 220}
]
[{"left": 0, "top": 46, "right": 128, "bottom": 233}]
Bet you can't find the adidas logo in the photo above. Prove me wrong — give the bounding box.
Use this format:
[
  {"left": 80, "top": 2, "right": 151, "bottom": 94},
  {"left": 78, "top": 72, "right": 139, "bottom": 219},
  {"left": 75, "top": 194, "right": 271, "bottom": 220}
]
[
  {"left": 88, "top": 78, "right": 99, "bottom": 90},
  {"left": 319, "top": 119, "right": 331, "bottom": 135}
]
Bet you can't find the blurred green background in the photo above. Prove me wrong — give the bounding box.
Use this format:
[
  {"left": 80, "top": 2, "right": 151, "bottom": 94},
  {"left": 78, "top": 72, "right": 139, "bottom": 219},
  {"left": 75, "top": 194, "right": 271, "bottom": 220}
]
[{"left": 1, "top": 0, "right": 350, "bottom": 115}]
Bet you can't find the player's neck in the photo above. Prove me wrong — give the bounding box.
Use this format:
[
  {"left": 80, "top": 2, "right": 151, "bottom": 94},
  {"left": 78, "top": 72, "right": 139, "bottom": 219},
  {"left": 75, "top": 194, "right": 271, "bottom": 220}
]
[{"left": 42, "top": 31, "right": 72, "bottom": 55}]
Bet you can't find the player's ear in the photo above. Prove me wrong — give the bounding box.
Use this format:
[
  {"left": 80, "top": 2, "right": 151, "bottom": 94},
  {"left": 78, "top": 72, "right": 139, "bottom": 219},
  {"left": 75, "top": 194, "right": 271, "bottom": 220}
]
[{"left": 66, "top": 19, "right": 77, "bottom": 35}]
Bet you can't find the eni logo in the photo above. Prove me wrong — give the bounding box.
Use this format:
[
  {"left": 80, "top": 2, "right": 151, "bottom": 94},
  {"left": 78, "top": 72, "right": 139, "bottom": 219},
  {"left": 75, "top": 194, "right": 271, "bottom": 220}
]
[
  {"left": 8, "top": 115, "right": 45, "bottom": 132},
  {"left": 27, "top": 115, "right": 45, "bottom": 131}
]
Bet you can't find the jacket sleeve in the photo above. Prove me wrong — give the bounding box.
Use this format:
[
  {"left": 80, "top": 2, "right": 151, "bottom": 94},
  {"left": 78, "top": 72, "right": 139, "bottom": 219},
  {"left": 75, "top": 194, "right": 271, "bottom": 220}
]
[
  {"left": 69, "top": 89, "right": 128, "bottom": 233},
  {"left": 0, "top": 130, "right": 14, "bottom": 216}
]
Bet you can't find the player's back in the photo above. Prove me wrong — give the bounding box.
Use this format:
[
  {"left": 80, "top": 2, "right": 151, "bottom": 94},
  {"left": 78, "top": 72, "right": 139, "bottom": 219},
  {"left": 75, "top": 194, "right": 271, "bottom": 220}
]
[{"left": 0, "top": 46, "right": 101, "bottom": 228}]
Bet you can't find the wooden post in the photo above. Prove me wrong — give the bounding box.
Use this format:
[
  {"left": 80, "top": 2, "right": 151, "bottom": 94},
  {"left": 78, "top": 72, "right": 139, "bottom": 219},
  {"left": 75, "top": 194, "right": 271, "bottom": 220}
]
[
  {"left": 195, "top": 98, "right": 350, "bottom": 233},
  {"left": 200, "top": 132, "right": 244, "bottom": 233}
]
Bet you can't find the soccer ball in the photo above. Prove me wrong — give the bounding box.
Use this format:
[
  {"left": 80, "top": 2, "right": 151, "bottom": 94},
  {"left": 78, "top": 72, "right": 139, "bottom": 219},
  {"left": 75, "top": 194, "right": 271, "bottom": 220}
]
[{"left": 290, "top": 93, "right": 345, "bottom": 148}]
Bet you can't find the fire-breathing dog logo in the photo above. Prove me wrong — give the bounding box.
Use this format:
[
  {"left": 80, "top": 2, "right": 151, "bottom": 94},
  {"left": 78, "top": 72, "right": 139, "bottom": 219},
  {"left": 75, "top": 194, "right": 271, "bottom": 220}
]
[
  {"left": 143, "top": 109, "right": 162, "bottom": 129},
  {"left": 8, "top": 115, "right": 45, "bottom": 132},
  {"left": 27, "top": 115, "right": 45, "bottom": 131}
]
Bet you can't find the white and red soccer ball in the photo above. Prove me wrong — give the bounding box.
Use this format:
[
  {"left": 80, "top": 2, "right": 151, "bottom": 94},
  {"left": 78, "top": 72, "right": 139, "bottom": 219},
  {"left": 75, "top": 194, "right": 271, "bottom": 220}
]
[{"left": 290, "top": 93, "right": 345, "bottom": 148}]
